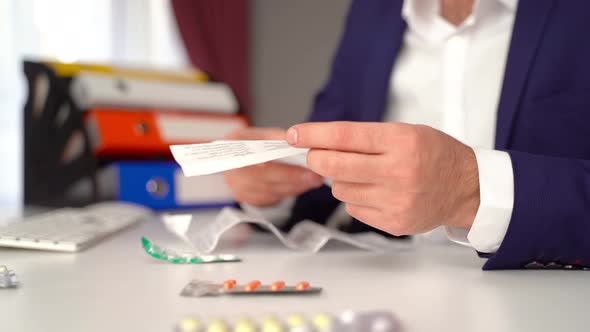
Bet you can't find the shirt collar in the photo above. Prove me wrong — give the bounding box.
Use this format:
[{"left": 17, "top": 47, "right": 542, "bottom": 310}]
[
  {"left": 402, "top": 0, "right": 518, "bottom": 17},
  {"left": 401, "top": 0, "right": 518, "bottom": 42}
]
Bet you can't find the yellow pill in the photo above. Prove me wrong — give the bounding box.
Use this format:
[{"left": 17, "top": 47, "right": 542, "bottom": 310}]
[
  {"left": 261, "top": 316, "right": 283, "bottom": 332},
  {"left": 207, "top": 319, "right": 228, "bottom": 332},
  {"left": 233, "top": 317, "right": 256, "bottom": 332},
  {"left": 312, "top": 313, "right": 332, "bottom": 330},
  {"left": 178, "top": 317, "right": 201, "bottom": 332},
  {"left": 286, "top": 313, "right": 306, "bottom": 327}
]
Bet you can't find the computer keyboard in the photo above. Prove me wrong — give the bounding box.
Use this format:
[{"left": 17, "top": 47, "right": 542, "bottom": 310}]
[{"left": 0, "top": 202, "right": 152, "bottom": 252}]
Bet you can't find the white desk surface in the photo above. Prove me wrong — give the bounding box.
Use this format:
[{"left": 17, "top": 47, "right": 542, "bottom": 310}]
[{"left": 0, "top": 208, "right": 588, "bottom": 332}]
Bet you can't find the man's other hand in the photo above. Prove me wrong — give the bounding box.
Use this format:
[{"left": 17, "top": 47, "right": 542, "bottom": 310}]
[{"left": 223, "top": 127, "right": 324, "bottom": 207}]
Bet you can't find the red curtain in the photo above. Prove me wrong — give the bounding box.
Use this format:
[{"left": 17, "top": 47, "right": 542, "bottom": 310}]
[{"left": 171, "top": 0, "right": 251, "bottom": 115}]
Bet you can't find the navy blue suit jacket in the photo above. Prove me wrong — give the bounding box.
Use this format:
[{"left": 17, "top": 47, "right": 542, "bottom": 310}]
[{"left": 283, "top": 0, "right": 590, "bottom": 270}]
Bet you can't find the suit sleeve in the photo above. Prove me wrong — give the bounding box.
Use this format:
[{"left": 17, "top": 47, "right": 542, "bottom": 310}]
[{"left": 481, "top": 150, "right": 590, "bottom": 270}]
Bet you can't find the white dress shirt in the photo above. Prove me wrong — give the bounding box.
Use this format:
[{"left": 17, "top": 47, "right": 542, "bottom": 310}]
[
  {"left": 390, "top": 0, "right": 516, "bottom": 252},
  {"left": 244, "top": 0, "right": 517, "bottom": 254}
]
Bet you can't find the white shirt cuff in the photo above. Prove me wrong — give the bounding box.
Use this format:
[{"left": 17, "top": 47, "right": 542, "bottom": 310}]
[
  {"left": 445, "top": 148, "right": 514, "bottom": 253},
  {"left": 240, "top": 197, "right": 296, "bottom": 227}
]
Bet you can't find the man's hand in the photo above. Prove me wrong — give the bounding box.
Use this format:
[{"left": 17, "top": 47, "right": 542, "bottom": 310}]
[
  {"left": 286, "top": 122, "right": 480, "bottom": 235},
  {"left": 223, "top": 127, "right": 324, "bottom": 207}
]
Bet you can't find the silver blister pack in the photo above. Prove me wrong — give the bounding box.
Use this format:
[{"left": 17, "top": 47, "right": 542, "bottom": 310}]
[{"left": 0, "top": 265, "right": 19, "bottom": 288}]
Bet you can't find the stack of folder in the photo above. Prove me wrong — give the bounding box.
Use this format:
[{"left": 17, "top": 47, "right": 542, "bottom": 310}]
[{"left": 23, "top": 60, "right": 247, "bottom": 210}]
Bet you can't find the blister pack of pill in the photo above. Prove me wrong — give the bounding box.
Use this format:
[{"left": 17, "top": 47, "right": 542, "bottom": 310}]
[
  {"left": 0, "top": 265, "right": 19, "bottom": 288},
  {"left": 141, "top": 237, "right": 241, "bottom": 264},
  {"left": 179, "top": 279, "right": 321, "bottom": 297},
  {"left": 175, "top": 310, "right": 400, "bottom": 332}
]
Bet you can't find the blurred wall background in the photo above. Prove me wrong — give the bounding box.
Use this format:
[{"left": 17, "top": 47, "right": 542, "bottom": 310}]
[
  {"left": 251, "top": 0, "right": 350, "bottom": 127},
  {"left": 0, "top": 0, "right": 350, "bottom": 206}
]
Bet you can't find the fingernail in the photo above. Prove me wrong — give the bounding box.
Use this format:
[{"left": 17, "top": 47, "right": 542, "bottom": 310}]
[{"left": 287, "top": 127, "right": 298, "bottom": 145}]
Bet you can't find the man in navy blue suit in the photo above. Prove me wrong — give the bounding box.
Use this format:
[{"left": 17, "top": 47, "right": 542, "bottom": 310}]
[{"left": 224, "top": 0, "right": 590, "bottom": 270}]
